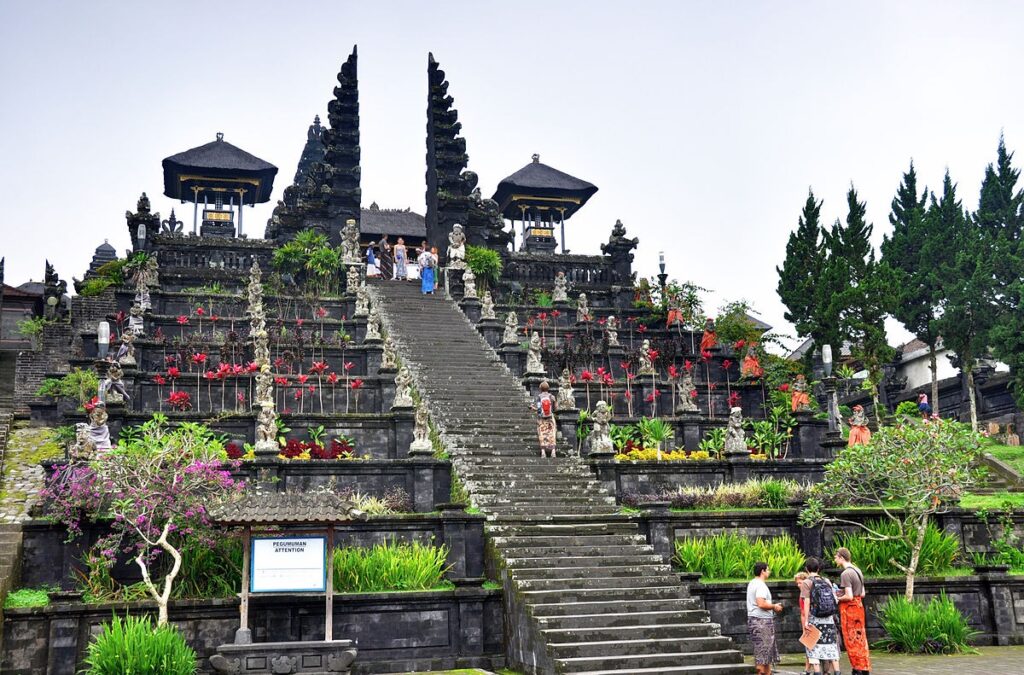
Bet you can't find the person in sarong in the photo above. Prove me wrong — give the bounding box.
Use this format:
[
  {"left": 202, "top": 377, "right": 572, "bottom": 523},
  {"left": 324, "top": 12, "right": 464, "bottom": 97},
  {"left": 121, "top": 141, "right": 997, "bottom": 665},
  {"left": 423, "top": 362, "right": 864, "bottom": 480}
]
[
  {"left": 800, "top": 557, "right": 841, "bottom": 675},
  {"left": 394, "top": 238, "right": 408, "bottom": 280},
  {"left": 535, "top": 381, "right": 557, "bottom": 458},
  {"left": 834, "top": 547, "right": 871, "bottom": 675},
  {"left": 417, "top": 245, "right": 436, "bottom": 294},
  {"left": 847, "top": 405, "right": 871, "bottom": 447},
  {"left": 747, "top": 561, "right": 782, "bottom": 674}
]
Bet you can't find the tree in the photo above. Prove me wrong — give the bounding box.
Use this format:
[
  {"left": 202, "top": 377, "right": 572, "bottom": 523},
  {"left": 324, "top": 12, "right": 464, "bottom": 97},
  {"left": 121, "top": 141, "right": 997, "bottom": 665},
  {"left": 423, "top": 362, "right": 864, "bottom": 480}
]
[
  {"left": 976, "top": 136, "right": 1024, "bottom": 408},
  {"left": 777, "top": 190, "right": 827, "bottom": 344},
  {"left": 881, "top": 162, "right": 946, "bottom": 413},
  {"left": 42, "top": 415, "right": 242, "bottom": 625},
  {"left": 800, "top": 418, "right": 984, "bottom": 600}
]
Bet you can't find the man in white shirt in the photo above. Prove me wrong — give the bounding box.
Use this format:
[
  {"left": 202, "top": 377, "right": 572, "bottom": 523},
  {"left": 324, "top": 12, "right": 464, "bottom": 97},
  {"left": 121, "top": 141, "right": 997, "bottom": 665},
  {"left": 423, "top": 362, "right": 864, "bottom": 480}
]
[{"left": 746, "top": 561, "right": 783, "bottom": 675}]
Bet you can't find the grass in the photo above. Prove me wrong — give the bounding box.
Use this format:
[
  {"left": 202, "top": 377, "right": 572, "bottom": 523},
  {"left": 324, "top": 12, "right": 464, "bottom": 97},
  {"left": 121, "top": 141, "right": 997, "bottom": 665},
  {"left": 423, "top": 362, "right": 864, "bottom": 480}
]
[
  {"left": 4, "top": 586, "right": 57, "bottom": 608},
  {"left": 332, "top": 541, "right": 451, "bottom": 593},
  {"left": 959, "top": 491, "right": 1024, "bottom": 510},
  {"left": 875, "top": 592, "right": 979, "bottom": 654},
  {"left": 983, "top": 440, "right": 1024, "bottom": 476},
  {"left": 674, "top": 532, "right": 805, "bottom": 580},
  {"left": 831, "top": 519, "right": 962, "bottom": 577}
]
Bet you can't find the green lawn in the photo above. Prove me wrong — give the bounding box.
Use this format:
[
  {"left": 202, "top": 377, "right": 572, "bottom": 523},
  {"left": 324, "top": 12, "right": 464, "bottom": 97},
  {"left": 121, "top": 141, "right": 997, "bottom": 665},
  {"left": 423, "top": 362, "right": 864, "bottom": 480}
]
[
  {"left": 985, "top": 441, "right": 1024, "bottom": 476},
  {"left": 959, "top": 491, "right": 1024, "bottom": 510}
]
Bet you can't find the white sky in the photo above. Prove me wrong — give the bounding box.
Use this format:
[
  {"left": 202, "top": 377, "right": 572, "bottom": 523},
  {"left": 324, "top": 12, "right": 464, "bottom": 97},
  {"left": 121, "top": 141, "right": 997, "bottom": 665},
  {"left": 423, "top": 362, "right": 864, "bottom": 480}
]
[{"left": 2, "top": 1, "right": 1022, "bottom": 351}]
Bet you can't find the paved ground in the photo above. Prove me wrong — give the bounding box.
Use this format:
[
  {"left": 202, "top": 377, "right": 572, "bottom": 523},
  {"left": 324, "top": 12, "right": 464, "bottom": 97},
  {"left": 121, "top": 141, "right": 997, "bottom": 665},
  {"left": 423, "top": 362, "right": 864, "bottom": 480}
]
[{"left": 760, "top": 646, "right": 1024, "bottom": 674}]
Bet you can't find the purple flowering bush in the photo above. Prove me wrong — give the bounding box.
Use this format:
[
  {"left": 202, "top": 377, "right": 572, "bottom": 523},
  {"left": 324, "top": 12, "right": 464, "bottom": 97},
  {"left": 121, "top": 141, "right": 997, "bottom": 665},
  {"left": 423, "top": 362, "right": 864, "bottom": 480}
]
[{"left": 41, "top": 414, "right": 244, "bottom": 625}]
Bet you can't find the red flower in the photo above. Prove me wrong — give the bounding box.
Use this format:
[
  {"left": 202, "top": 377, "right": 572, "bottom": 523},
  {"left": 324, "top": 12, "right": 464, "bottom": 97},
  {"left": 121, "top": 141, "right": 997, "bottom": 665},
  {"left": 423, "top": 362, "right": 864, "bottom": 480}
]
[
  {"left": 152, "top": 374, "right": 166, "bottom": 385},
  {"left": 689, "top": 389, "right": 699, "bottom": 399},
  {"left": 580, "top": 370, "right": 594, "bottom": 382},
  {"left": 721, "top": 359, "right": 733, "bottom": 370},
  {"left": 538, "top": 312, "right": 548, "bottom": 321},
  {"left": 167, "top": 367, "right": 181, "bottom": 379},
  {"left": 115, "top": 310, "right": 126, "bottom": 325},
  {"left": 734, "top": 339, "right": 746, "bottom": 350},
  {"left": 297, "top": 374, "right": 309, "bottom": 384},
  {"left": 273, "top": 357, "right": 285, "bottom": 368},
  {"left": 109, "top": 333, "right": 117, "bottom": 344},
  {"left": 309, "top": 361, "right": 329, "bottom": 375},
  {"left": 204, "top": 370, "right": 217, "bottom": 381},
  {"left": 551, "top": 310, "right": 561, "bottom": 318},
  {"left": 645, "top": 391, "right": 660, "bottom": 403},
  {"left": 700, "top": 350, "right": 712, "bottom": 362},
  {"left": 232, "top": 364, "right": 245, "bottom": 375},
  {"left": 668, "top": 365, "right": 679, "bottom": 379},
  {"left": 195, "top": 307, "right": 205, "bottom": 316},
  {"left": 598, "top": 318, "right": 607, "bottom": 326},
  {"left": 274, "top": 377, "right": 288, "bottom": 386},
  {"left": 327, "top": 372, "right": 339, "bottom": 385},
  {"left": 624, "top": 392, "right": 632, "bottom": 400},
  {"left": 315, "top": 307, "right": 328, "bottom": 319},
  {"left": 293, "top": 389, "right": 303, "bottom": 400},
  {"left": 166, "top": 391, "right": 192, "bottom": 411},
  {"left": 246, "top": 361, "right": 259, "bottom": 373},
  {"left": 637, "top": 324, "right": 647, "bottom": 333},
  {"left": 779, "top": 383, "right": 790, "bottom": 392},
  {"left": 296, "top": 318, "right": 304, "bottom": 327},
  {"left": 684, "top": 359, "right": 694, "bottom": 372},
  {"left": 728, "top": 391, "right": 741, "bottom": 407},
  {"left": 225, "top": 442, "right": 243, "bottom": 460},
  {"left": 626, "top": 371, "right": 636, "bottom": 381},
  {"left": 620, "top": 361, "right": 631, "bottom": 372},
  {"left": 648, "top": 349, "right": 659, "bottom": 361},
  {"left": 596, "top": 367, "right": 607, "bottom": 377},
  {"left": 164, "top": 355, "right": 178, "bottom": 365},
  {"left": 236, "top": 392, "right": 246, "bottom": 403},
  {"left": 84, "top": 396, "right": 100, "bottom": 413},
  {"left": 308, "top": 385, "right": 317, "bottom": 394},
  {"left": 602, "top": 373, "right": 615, "bottom": 386},
  {"left": 210, "top": 314, "right": 220, "bottom": 323},
  {"left": 350, "top": 379, "right": 364, "bottom": 390},
  {"left": 344, "top": 361, "right": 355, "bottom": 372},
  {"left": 191, "top": 352, "right": 207, "bottom": 365}
]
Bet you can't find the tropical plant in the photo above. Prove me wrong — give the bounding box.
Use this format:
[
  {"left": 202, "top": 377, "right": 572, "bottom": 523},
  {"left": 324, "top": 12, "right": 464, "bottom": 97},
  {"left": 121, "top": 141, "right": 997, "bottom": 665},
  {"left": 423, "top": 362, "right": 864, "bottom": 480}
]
[
  {"left": 801, "top": 417, "right": 984, "bottom": 599},
  {"left": 17, "top": 316, "right": 48, "bottom": 342},
  {"left": 875, "top": 593, "right": 978, "bottom": 654},
  {"left": 698, "top": 427, "right": 726, "bottom": 458},
  {"left": 465, "top": 245, "right": 503, "bottom": 291},
  {"left": 623, "top": 479, "right": 808, "bottom": 511},
  {"left": 637, "top": 417, "right": 674, "bottom": 459},
  {"left": 82, "top": 615, "right": 197, "bottom": 674},
  {"left": 35, "top": 368, "right": 100, "bottom": 406},
  {"left": 674, "top": 532, "right": 805, "bottom": 581},
  {"left": 3, "top": 586, "right": 57, "bottom": 608},
  {"left": 894, "top": 400, "right": 921, "bottom": 418},
  {"left": 332, "top": 541, "right": 451, "bottom": 593},
  {"left": 532, "top": 290, "right": 554, "bottom": 307},
  {"left": 832, "top": 520, "right": 961, "bottom": 577}
]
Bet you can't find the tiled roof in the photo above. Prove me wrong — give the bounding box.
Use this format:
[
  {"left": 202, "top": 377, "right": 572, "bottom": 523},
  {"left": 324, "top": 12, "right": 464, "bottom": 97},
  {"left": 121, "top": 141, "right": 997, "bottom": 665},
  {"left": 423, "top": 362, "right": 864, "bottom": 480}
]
[
  {"left": 210, "top": 490, "right": 366, "bottom": 525},
  {"left": 360, "top": 204, "right": 426, "bottom": 237}
]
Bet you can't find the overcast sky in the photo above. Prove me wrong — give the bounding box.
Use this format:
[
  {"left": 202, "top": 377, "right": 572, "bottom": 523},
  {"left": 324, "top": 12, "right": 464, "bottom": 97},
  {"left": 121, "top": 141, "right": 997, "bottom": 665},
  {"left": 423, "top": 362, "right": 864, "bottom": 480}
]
[{"left": 2, "top": 1, "right": 1022, "bottom": 350}]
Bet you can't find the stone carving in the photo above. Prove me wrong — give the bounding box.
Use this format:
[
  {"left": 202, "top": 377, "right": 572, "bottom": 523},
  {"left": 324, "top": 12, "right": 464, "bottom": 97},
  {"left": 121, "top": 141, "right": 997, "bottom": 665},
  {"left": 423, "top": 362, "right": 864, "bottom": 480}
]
[
  {"left": 790, "top": 373, "right": 812, "bottom": 412},
  {"left": 208, "top": 654, "right": 240, "bottom": 673},
  {"left": 161, "top": 209, "right": 184, "bottom": 235},
  {"left": 354, "top": 283, "right": 369, "bottom": 317},
  {"left": 588, "top": 400, "right": 613, "bottom": 456},
  {"left": 724, "top": 406, "right": 747, "bottom": 455},
  {"left": 341, "top": 219, "right": 361, "bottom": 264},
  {"left": 115, "top": 332, "right": 136, "bottom": 367},
  {"left": 43, "top": 261, "right": 68, "bottom": 320},
  {"left": 365, "top": 306, "right": 382, "bottom": 342},
  {"left": 128, "top": 304, "right": 145, "bottom": 336},
  {"left": 447, "top": 223, "right": 467, "bottom": 269},
  {"left": 480, "top": 291, "right": 496, "bottom": 320},
  {"left": 606, "top": 315, "right": 620, "bottom": 347},
  {"left": 638, "top": 339, "right": 655, "bottom": 375},
  {"left": 556, "top": 368, "right": 576, "bottom": 410},
  {"left": 69, "top": 422, "right": 95, "bottom": 462},
  {"left": 247, "top": 261, "right": 278, "bottom": 457},
  {"left": 502, "top": 311, "right": 519, "bottom": 346},
  {"left": 552, "top": 271, "right": 569, "bottom": 303},
  {"left": 380, "top": 335, "right": 399, "bottom": 371},
  {"left": 270, "top": 654, "right": 297, "bottom": 673},
  {"left": 99, "top": 364, "right": 129, "bottom": 404},
  {"left": 346, "top": 264, "right": 362, "bottom": 294},
  {"left": 409, "top": 403, "right": 432, "bottom": 454},
  {"left": 131, "top": 255, "right": 158, "bottom": 311},
  {"left": 392, "top": 366, "right": 414, "bottom": 408},
  {"left": 327, "top": 648, "right": 358, "bottom": 671},
  {"left": 676, "top": 370, "right": 699, "bottom": 413},
  {"left": 461, "top": 268, "right": 476, "bottom": 298},
  {"left": 526, "top": 331, "right": 544, "bottom": 374},
  {"left": 89, "top": 404, "right": 112, "bottom": 452},
  {"left": 576, "top": 292, "right": 591, "bottom": 323}
]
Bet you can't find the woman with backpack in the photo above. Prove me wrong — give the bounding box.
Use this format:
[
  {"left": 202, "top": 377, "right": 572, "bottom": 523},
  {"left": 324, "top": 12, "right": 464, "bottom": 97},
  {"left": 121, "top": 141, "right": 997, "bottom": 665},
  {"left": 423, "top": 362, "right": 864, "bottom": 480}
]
[
  {"left": 800, "top": 557, "right": 841, "bottom": 675},
  {"left": 535, "top": 381, "right": 557, "bottom": 458}
]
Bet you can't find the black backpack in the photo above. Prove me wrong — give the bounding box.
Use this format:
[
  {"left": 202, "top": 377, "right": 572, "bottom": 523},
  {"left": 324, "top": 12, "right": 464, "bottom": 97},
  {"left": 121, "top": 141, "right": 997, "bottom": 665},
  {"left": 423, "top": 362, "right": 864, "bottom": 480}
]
[{"left": 809, "top": 576, "right": 838, "bottom": 618}]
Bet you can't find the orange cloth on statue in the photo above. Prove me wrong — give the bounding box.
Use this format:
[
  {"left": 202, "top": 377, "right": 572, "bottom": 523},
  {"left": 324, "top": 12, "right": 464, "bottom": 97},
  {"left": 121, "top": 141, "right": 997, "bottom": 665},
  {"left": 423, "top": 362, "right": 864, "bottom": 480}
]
[
  {"left": 699, "top": 330, "right": 717, "bottom": 351},
  {"left": 848, "top": 425, "right": 871, "bottom": 447},
  {"left": 740, "top": 355, "right": 763, "bottom": 378},
  {"left": 790, "top": 391, "right": 810, "bottom": 412},
  {"left": 667, "top": 309, "right": 684, "bottom": 325}
]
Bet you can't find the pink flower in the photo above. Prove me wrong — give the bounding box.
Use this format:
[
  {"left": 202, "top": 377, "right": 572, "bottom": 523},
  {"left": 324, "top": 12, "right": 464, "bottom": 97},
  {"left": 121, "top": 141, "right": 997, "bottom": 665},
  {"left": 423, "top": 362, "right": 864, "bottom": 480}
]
[
  {"left": 152, "top": 374, "right": 166, "bottom": 385},
  {"left": 167, "top": 367, "right": 181, "bottom": 379},
  {"left": 246, "top": 361, "right": 259, "bottom": 373},
  {"left": 700, "top": 350, "right": 712, "bottom": 362},
  {"left": 315, "top": 307, "right": 327, "bottom": 319},
  {"left": 581, "top": 370, "right": 594, "bottom": 382},
  {"left": 350, "top": 379, "right": 364, "bottom": 390},
  {"left": 297, "top": 374, "right": 309, "bottom": 384},
  {"left": 309, "top": 361, "right": 329, "bottom": 375},
  {"left": 344, "top": 361, "right": 355, "bottom": 372},
  {"left": 195, "top": 307, "right": 205, "bottom": 316},
  {"left": 728, "top": 391, "right": 741, "bottom": 407},
  {"left": 779, "top": 383, "right": 790, "bottom": 392},
  {"left": 191, "top": 352, "right": 207, "bottom": 365},
  {"left": 722, "top": 359, "right": 733, "bottom": 371},
  {"left": 690, "top": 389, "right": 699, "bottom": 399},
  {"left": 637, "top": 324, "right": 648, "bottom": 333},
  {"left": 236, "top": 392, "right": 246, "bottom": 403},
  {"left": 668, "top": 365, "right": 679, "bottom": 379},
  {"left": 273, "top": 357, "right": 285, "bottom": 368},
  {"left": 296, "top": 318, "right": 305, "bottom": 327},
  {"left": 274, "top": 377, "right": 288, "bottom": 386},
  {"left": 327, "top": 372, "right": 339, "bottom": 385}
]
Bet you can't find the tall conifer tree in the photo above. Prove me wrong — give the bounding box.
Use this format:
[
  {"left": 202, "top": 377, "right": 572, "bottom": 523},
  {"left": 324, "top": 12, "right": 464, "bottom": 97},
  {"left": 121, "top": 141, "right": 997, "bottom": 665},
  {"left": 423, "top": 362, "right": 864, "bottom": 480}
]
[{"left": 777, "top": 190, "right": 826, "bottom": 346}]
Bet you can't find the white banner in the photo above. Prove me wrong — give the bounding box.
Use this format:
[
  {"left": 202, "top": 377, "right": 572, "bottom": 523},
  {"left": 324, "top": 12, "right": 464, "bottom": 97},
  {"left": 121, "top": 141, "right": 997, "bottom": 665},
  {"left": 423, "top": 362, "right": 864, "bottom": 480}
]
[{"left": 250, "top": 536, "right": 327, "bottom": 593}]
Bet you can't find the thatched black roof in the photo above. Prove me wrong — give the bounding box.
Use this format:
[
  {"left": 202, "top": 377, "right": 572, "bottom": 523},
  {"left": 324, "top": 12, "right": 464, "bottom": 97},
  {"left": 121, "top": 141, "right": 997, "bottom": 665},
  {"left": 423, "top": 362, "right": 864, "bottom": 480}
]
[
  {"left": 162, "top": 133, "right": 278, "bottom": 204},
  {"left": 492, "top": 154, "right": 598, "bottom": 220},
  {"left": 360, "top": 203, "right": 426, "bottom": 238},
  {"left": 210, "top": 490, "right": 366, "bottom": 526}
]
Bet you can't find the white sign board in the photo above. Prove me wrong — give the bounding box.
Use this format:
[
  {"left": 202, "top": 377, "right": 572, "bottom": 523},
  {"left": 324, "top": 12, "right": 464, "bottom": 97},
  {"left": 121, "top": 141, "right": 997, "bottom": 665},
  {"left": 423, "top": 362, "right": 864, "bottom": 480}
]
[{"left": 250, "top": 536, "right": 326, "bottom": 593}]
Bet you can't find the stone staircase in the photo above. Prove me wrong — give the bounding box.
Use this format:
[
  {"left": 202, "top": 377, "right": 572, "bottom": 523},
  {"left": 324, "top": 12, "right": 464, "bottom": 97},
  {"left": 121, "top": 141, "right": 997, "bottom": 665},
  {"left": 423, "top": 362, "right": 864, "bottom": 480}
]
[
  {"left": 371, "top": 280, "right": 751, "bottom": 675},
  {"left": 0, "top": 412, "right": 23, "bottom": 650}
]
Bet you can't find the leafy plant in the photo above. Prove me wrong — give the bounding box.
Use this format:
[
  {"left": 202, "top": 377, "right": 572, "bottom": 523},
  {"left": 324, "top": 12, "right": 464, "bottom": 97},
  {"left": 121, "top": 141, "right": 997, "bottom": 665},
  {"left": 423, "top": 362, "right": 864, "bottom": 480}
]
[
  {"left": 624, "top": 478, "right": 808, "bottom": 511},
  {"left": 35, "top": 368, "right": 100, "bottom": 406},
  {"left": 836, "top": 364, "right": 858, "bottom": 379},
  {"left": 698, "top": 427, "right": 726, "bottom": 457},
  {"left": 637, "top": 417, "right": 674, "bottom": 459},
  {"left": 532, "top": 289, "right": 553, "bottom": 307},
  {"left": 832, "top": 520, "right": 961, "bottom": 577},
  {"left": 3, "top": 586, "right": 57, "bottom": 608},
  {"left": 78, "top": 278, "right": 115, "bottom": 297},
  {"left": 466, "top": 245, "right": 503, "bottom": 291},
  {"left": 875, "top": 593, "right": 978, "bottom": 654},
  {"left": 894, "top": 400, "right": 920, "bottom": 418},
  {"left": 82, "top": 615, "right": 197, "bottom": 674},
  {"left": 17, "top": 316, "right": 48, "bottom": 340},
  {"left": 332, "top": 541, "right": 451, "bottom": 593},
  {"left": 674, "top": 532, "right": 805, "bottom": 581}
]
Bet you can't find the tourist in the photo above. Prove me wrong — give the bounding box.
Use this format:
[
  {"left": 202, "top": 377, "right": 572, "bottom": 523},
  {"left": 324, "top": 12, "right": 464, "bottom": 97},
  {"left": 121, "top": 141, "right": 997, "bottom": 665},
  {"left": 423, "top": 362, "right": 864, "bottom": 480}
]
[
  {"left": 746, "top": 561, "right": 782, "bottom": 675},
  {"left": 535, "top": 381, "right": 557, "bottom": 458},
  {"left": 394, "top": 237, "right": 408, "bottom": 280},
  {"left": 917, "top": 392, "right": 933, "bottom": 418},
  {"left": 794, "top": 572, "right": 816, "bottom": 675},
  {"left": 847, "top": 405, "right": 871, "bottom": 447},
  {"left": 417, "top": 245, "right": 436, "bottom": 294},
  {"left": 834, "top": 547, "right": 871, "bottom": 675},
  {"left": 366, "top": 242, "right": 378, "bottom": 277},
  {"left": 799, "top": 557, "right": 841, "bottom": 675},
  {"left": 377, "top": 234, "right": 393, "bottom": 280}
]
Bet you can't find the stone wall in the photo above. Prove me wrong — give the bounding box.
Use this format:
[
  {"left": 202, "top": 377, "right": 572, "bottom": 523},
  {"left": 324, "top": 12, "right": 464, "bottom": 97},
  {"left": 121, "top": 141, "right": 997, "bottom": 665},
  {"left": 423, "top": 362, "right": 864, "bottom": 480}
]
[
  {"left": 13, "top": 323, "right": 73, "bottom": 416},
  {"left": 591, "top": 458, "right": 830, "bottom": 495},
  {"left": 2, "top": 589, "right": 504, "bottom": 674},
  {"left": 693, "top": 570, "right": 1024, "bottom": 652}
]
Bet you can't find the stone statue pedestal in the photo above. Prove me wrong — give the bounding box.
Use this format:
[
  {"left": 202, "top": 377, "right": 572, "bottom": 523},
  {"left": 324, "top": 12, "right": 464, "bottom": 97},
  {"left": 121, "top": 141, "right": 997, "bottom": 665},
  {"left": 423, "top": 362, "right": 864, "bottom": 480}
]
[
  {"left": 253, "top": 440, "right": 279, "bottom": 460},
  {"left": 607, "top": 345, "right": 626, "bottom": 377},
  {"left": 498, "top": 344, "right": 525, "bottom": 377},
  {"left": 677, "top": 412, "right": 703, "bottom": 451},
  {"left": 210, "top": 640, "right": 357, "bottom": 674},
  {"left": 555, "top": 408, "right": 579, "bottom": 451},
  {"left": 459, "top": 297, "right": 481, "bottom": 323},
  {"left": 476, "top": 318, "right": 503, "bottom": 349},
  {"left": 408, "top": 440, "right": 433, "bottom": 457},
  {"left": 521, "top": 374, "right": 549, "bottom": 399}
]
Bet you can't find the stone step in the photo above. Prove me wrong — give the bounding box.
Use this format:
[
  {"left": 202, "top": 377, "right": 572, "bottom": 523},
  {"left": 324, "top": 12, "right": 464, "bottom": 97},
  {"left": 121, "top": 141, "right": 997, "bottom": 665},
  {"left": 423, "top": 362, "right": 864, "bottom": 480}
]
[
  {"left": 474, "top": 496, "right": 614, "bottom": 506},
  {"left": 483, "top": 506, "right": 622, "bottom": 518},
  {"left": 490, "top": 521, "right": 638, "bottom": 536},
  {"left": 543, "top": 623, "right": 722, "bottom": 645},
  {"left": 493, "top": 534, "right": 647, "bottom": 548},
  {"left": 515, "top": 575, "right": 682, "bottom": 592},
  {"left": 535, "top": 609, "right": 708, "bottom": 629},
  {"left": 520, "top": 585, "right": 686, "bottom": 603},
  {"left": 555, "top": 650, "right": 748, "bottom": 674},
  {"left": 504, "top": 554, "right": 662, "bottom": 569},
  {"left": 510, "top": 564, "right": 674, "bottom": 580},
  {"left": 529, "top": 597, "right": 703, "bottom": 617}
]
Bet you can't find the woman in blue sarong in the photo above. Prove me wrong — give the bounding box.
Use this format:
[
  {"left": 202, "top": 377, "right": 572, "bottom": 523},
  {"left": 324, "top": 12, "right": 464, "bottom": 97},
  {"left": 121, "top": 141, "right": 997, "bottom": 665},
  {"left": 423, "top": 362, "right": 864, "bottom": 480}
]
[{"left": 417, "top": 246, "right": 436, "bottom": 294}]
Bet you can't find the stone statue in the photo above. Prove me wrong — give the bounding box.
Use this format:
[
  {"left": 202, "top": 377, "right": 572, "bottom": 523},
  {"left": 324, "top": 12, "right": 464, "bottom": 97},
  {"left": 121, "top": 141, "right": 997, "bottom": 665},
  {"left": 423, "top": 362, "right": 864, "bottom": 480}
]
[
  {"left": 502, "top": 311, "right": 519, "bottom": 346},
  {"left": 131, "top": 256, "right": 158, "bottom": 311},
  {"left": 526, "top": 330, "right": 544, "bottom": 374},
  {"left": 88, "top": 404, "right": 112, "bottom": 452},
  {"left": 254, "top": 400, "right": 278, "bottom": 456},
  {"left": 699, "top": 317, "right": 718, "bottom": 352},
  {"left": 576, "top": 292, "right": 591, "bottom": 323},
  {"left": 638, "top": 338, "right": 655, "bottom": 375},
  {"left": 380, "top": 335, "right": 399, "bottom": 371},
  {"left": 128, "top": 304, "right": 145, "bottom": 337},
  {"left": 847, "top": 404, "right": 872, "bottom": 447},
  {"left": 346, "top": 264, "right": 362, "bottom": 294},
  {"left": 341, "top": 219, "right": 361, "bottom": 264},
  {"left": 480, "top": 291, "right": 496, "bottom": 320},
  {"left": 354, "top": 283, "right": 369, "bottom": 317},
  {"left": 99, "top": 364, "right": 130, "bottom": 403},
  {"left": 676, "top": 370, "right": 699, "bottom": 413},
  {"left": 588, "top": 400, "right": 613, "bottom": 456},
  {"left": 552, "top": 271, "right": 569, "bottom": 303},
  {"left": 447, "top": 224, "right": 467, "bottom": 269},
  {"left": 556, "top": 368, "right": 576, "bottom": 410},
  {"left": 790, "top": 373, "right": 812, "bottom": 413},
  {"left": 365, "top": 306, "right": 382, "bottom": 342},
  {"left": 409, "top": 402, "right": 432, "bottom": 454},
  {"left": 69, "top": 422, "right": 95, "bottom": 462},
  {"left": 392, "top": 366, "right": 414, "bottom": 408},
  {"left": 461, "top": 268, "right": 477, "bottom": 299},
  {"left": 724, "top": 406, "right": 747, "bottom": 456},
  {"left": 740, "top": 344, "right": 764, "bottom": 379},
  {"left": 115, "top": 332, "right": 136, "bottom": 367},
  {"left": 606, "top": 315, "right": 620, "bottom": 347}
]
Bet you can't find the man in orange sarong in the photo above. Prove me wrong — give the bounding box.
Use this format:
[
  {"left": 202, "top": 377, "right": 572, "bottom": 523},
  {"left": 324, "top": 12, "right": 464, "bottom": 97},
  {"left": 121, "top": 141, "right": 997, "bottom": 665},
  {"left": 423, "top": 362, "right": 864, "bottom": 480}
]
[
  {"left": 834, "top": 547, "right": 872, "bottom": 675},
  {"left": 699, "top": 318, "right": 717, "bottom": 351},
  {"left": 847, "top": 405, "right": 871, "bottom": 447}
]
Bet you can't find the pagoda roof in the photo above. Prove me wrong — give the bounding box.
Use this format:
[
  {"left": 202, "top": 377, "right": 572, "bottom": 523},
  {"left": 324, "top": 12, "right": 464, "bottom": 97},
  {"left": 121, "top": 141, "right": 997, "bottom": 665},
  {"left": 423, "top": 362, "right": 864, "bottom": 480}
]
[
  {"left": 162, "top": 133, "right": 278, "bottom": 204},
  {"left": 360, "top": 204, "right": 425, "bottom": 238},
  {"left": 492, "top": 154, "right": 598, "bottom": 219}
]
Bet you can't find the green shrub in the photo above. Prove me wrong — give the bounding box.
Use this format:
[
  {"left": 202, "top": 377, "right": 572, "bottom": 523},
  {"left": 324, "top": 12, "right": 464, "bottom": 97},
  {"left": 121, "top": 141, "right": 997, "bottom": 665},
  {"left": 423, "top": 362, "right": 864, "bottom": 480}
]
[
  {"left": 894, "top": 400, "right": 921, "bottom": 418},
  {"left": 83, "top": 615, "right": 197, "bottom": 674},
  {"left": 78, "top": 278, "right": 114, "bottom": 297},
  {"left": 466, "top": 245, "right": 503, "bottom": 291},
  {"left": 332, "top": 541, "right": 451, "bottom": 593},
  {"left": 674, "top": 532, "right": 805, "bottom": 580},
  {"left": 35, "top": 368, "right": 100, "bottom": 406},
  {"left": 17, "top": 316, "right": 48, "bottom": 339},
  {"left": 3, "top": 586, "right": 56, "bottom": 608},
  {"left": 831, "top": 520, "right": 961, "bottom": 577},
  {"left": 875, "top": 593, "right": 978, "bottom": 653}
]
